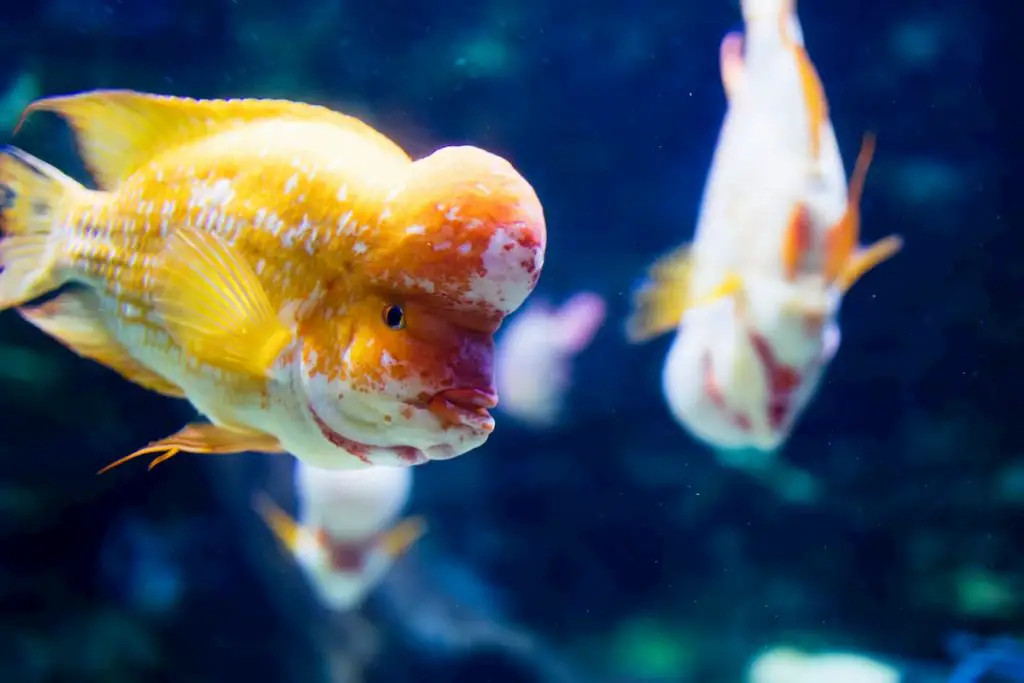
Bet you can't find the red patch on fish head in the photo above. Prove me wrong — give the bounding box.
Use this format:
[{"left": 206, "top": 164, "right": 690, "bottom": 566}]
[{"left": 369, "top": 145, "right": 546, "bottom": 327}]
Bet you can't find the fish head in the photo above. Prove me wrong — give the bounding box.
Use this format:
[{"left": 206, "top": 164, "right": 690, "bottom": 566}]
[
  {"left": 300, "top": 145, "right": 546, "bottom": 466},
  {"left": 662, "top": 282, "right": 840, "bottom": 452}
]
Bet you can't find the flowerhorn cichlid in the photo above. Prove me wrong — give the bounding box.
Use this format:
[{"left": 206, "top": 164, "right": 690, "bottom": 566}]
[
  {"left": 626, "top": 0, "right": 901, "bottom": 452},
  {"left": 0, "top": 90, "right": 546, "bottom": 473}
]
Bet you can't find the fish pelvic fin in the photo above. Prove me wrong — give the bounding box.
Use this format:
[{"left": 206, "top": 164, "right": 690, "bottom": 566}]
[
  {"left": 0, "top": 147, "right": 86, "bottom": 310},
  {"left": 15, "top": 89, "right": 408, "bottom": 191},
  {"left": 151, "top": 225, "right": 295, "bottom": 379},
  {"left": 97, "top": 422, "right": 285, "bottom": 474},
  {"left": 18, "top": 290, "right": 186, "bottom": 398},
  {"left": 823, "top": 133, "right": 903, "bottom": 293}
]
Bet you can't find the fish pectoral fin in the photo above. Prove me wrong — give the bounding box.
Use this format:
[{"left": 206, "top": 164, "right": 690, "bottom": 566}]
[
  {"left": 377, "top": 516, "right": 428, "bottom": 560},
  {"left": 15, "top": 90, "right": 389, "bottom": 191},
  {"left": 625, "top": 244, "right": 695, "bottom": 343},
  {"left": 18, "top": 291, "right": 186, "bottom": 398},
  {"left": 835, "top": 235, "right": 903, "bottom": 294},
  {"left": 152, "top": 225, "right": 294, "bottom": 379},
  {"left": 97, "top": 422, "right": 283, "bottom": 475},
  {"left": 254, "top": 492, "right": 306, "bottom": 553},
  {"left": 719, "top": 32, "right": 745, "bottom": 100},
  {"left": 626, "top": 244, "right": 744, "bottom": 343}
]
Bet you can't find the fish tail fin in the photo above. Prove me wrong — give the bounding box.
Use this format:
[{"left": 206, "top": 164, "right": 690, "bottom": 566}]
[
  {"left": 625, "top": 244, "right": 694, "bottom": 344},
  {"left": 0, "top": 146, "right": 84, "bottom": 310}
]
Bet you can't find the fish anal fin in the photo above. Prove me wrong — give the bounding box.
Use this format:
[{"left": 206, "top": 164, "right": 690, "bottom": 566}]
[
  {"left": 781, "top": 203, "right": 812, "bottom": 280},
  {"left": 376, "top": 516, "right": 428, "bottom": 560},
  {"left": 15, "top": 90, "right": 405, "bottom": 191},
  {"left": 625, "top": 244, "right": 694, "bottom": 343},
  {"left": 152, "top": 226, "right": 294, "bottom": 380},
  {"left": 97, "top": 422, "right": 284, "bottom": 474},
  {"left": 18, "top": 291, "right": 186, "bottom": 398}
]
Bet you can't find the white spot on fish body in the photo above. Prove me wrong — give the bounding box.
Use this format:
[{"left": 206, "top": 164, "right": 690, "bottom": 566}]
[
  {"left": 381, "top": 350, "right": 396, "bottom": 367},
  {"left": 444, "top": 206, "right": 460, "bottom": 221},
  {"left": 337, "top": 210, "right": 353, "bottom": 234},
  {"left": 379, "top": 207, "right": 392, "bottom": 222},
  {"left": 433, "top": 241, "right": 452, "bottom": 251},
  {"left": 405, "top": 224, "right": 426, "bottom": 235},
  {"left": 337, "top": 185, "right": 348, "bottom": 201},
  {"left": 458, "top": 242, "right": 472, "bottom": 254},
  {"left": 284, "top": 174, "right": 299, "bottom": 194},
  {"left": 353, "top": 241, "right": 368, "bottom": 254}
]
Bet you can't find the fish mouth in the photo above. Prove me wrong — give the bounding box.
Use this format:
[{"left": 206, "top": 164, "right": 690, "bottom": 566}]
[
  {"left": 307, "top": 402, "right": 438, "bottom": 466},
  {"left": 427, "top": 388, "right": 497, "bottom": 433}
]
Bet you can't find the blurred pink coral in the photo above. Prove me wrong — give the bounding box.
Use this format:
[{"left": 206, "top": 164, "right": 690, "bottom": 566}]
[{"left": 494, "top": 291, "right": 606, "bottom": 428}]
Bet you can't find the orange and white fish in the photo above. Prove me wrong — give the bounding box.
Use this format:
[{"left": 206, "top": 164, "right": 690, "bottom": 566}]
[
  {"left": 256, "top": 463, "right": 423, "bottom": 610},
  {"left": 0, "top": 90, "right": 545, "bottom": 472},
  {"left": 626, "top": 0, "right": 901, "bottom": 452}
]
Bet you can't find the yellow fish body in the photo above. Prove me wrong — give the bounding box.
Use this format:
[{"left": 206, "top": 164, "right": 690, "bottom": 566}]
[
  {"left": 0, "top": 90, "right": 546, "bottom": 471},
  {"left": 626, "top": 0, "right": 900, "bottom": 452}
]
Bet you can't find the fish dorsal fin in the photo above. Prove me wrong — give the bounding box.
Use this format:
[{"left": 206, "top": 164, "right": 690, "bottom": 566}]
[
  {"left": 15, "top": 89, "right": 402, "bottom": 191},
  {"left": 625, "top": 244, "right": 695, "bottom": 343}
]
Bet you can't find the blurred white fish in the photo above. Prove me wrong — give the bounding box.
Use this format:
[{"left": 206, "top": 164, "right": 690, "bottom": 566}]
[
  {"left": 494, "top": 292, "right": 606, "bottom": 429},
  {"left": 626, "top": 0, "right": 901, "bottom": 454},
  {"left": 256, "top": 463, "right": 424, "bottom": 611},
  {"left": 749, "top": 646, "right": 902, "bottom": 683}
]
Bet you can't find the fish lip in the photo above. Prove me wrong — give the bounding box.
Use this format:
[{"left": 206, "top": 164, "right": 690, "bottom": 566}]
[
  {"left": 307, "top": 402, "right": 428, "bottom": 466},
  {"left": 428, "top": 388, "right": 498, "bottom": 432}
]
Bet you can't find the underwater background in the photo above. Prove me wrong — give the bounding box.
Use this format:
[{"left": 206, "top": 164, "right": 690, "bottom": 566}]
[{"left": 0, "top": 1, "right": 1017, "bottom": 682}]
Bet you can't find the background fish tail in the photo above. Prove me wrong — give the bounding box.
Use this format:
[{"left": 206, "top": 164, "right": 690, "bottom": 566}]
[{"left": 0, "top": 147, "right": 84, "bottom": 310}]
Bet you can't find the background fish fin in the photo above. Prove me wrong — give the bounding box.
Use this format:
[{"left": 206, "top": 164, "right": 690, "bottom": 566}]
[
  {"left": 377, "top": 516, "right": 428, "bottom": 561},
  {"left": 254, "top": 492, "right": 305, "bottom": 554},
  {"left": 15, "top": 89, "right": 410, "bottom": 190},
  {"left": 625, "top": 244, "right": 694, "bottom": 343},
  {"left": 18, "top": 290, "right": 187, "bottom": 398},
  {"left": 151, "top": 225, "right": 293, "bottom": 379}
]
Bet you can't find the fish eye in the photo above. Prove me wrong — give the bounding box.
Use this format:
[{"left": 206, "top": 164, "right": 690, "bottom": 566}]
[{"left": 383, "top": 304, "right": 406, "bottom": 330}]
